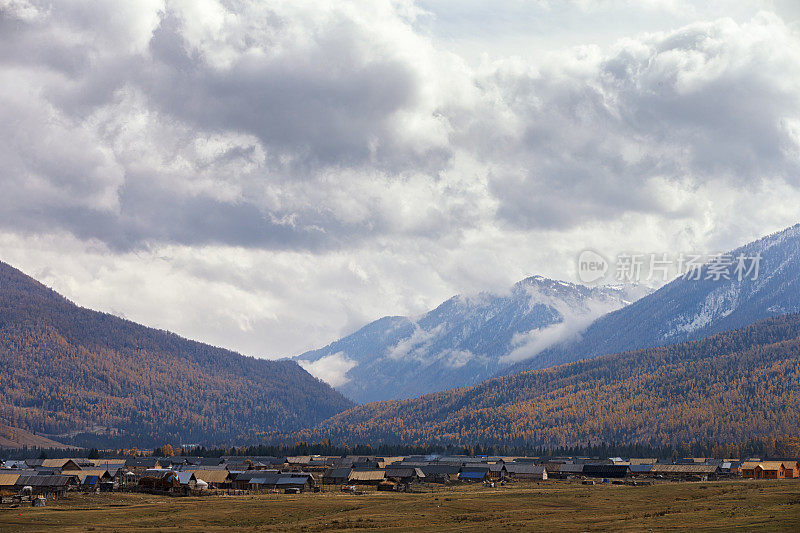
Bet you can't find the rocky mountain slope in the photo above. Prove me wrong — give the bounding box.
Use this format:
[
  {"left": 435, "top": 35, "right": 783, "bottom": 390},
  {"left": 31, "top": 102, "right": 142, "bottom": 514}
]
[
  {"left": 296, "top": 278, "right": 649, "bottom": 403},
  {"left": 505, "top": 223, "right": 800, "bottom": 374}
]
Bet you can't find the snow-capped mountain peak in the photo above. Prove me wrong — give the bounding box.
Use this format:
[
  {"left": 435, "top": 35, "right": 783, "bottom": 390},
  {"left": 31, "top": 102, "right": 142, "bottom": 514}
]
[{"left": 296, "top": 276, "right": 650, "bottom": 403}]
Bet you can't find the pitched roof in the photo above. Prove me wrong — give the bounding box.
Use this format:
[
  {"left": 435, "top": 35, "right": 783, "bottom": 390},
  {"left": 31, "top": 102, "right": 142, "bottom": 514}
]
[
  {"left": 176, "top": 472, "right": 196, "bottom": 485},
  {"left": 15, "top": 475, "right": 72, "bottom": 487},
  {"left": 143, "top": 469, "right": 173, "bottom": 477},
  {"left": 348, "top": 470, "right": 385, "bottom": 481},
  {"left": 755, "top": 461, "right": 790, "bottom": 471},
  {"left": 460, "top": 466, "right": 490, "bottom": 474},
  {"left": 276, "top": 475, "right": 311, "bottom": 486},
  {"left": 384, "top": 467, "right": 421, "bottom": 478},
  {"left": 650, "top": 464, "right": 717, "bottom": 474},
  {"left": 249, "top": 475, "right": 281, "bottom": 485},
  {"left": 458, "top": 471, "right": 487, "bottom": 479},
  {"left": 233, "top": 470, "right": 279, "bottom": 480},
  {"left": 323, "top": 467, "right": 352, "bottom": 479},
  {"left": 557, "top": 464, "right": 584, "bottom": 474},
  {"left": 0, "top": 473, "right": 20, "bottom": 486},
  {"left": 629, "top": 458, "right": 657, "bottom": 465},
  {"left": 505, "top": 464, "right": 546, "bottom": 475},
  {"left": 191, "top": 470, "right": 230, "bottom": 484},
  {"left": 89, "top": 460, "right": 126, "bottom": 468},
  {"left": 70, "top": 469, "right": 111, "bottom": 481},
  {"left": 420, "top": 465, "right": 460, "bottom": 475},
  {"left": 285, "top": 456, "right": 312, "bottom": 464}
]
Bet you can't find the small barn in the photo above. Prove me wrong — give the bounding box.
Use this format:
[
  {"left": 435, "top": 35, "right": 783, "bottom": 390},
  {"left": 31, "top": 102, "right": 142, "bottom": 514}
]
[
  {"left": 15, "top": 475, "right": 73, "bottom": 497},
  {"left": 384, "top": 467, "right": 425, "bottom": 484},
  {"left": 649, "top": 464, "right": 718, "bottom": 480},
  {"left": 190, "top": 469, "right": 230, "bottom": 488},
  {"left": 504, "top": 464, "right": 547, "bottom": 480},
  {"left": 419, "top": 465, "right": 460, "bottom": 483},
  {"left": 0, "top": 473, "right": 21, "bottom": 492},
  {"left": 348, "top": 470, "right": 385, "bottom": 485},
  {"left": 323, "top": 467, "right": 352, "bottom": 485},
  {"left": 583, "top": 464, "right": 629, "bottom": 479},
  {"left": 275, "top": 474, "right": 313, "bottom": 492},
  {"left": 628, "top": 464, "right": 653, "bottom": 477},
  {"left": 458, "top": 466, "right": 490, "bottom": 482},
  {"left": 176, "top": 471, "right": 197, "bottom": 488},
  {"left": 246, "top": 474, "right": 280, "bottom": 491},
  {"left": 552, "top": 464, "right": 584, "bottom": 479}
]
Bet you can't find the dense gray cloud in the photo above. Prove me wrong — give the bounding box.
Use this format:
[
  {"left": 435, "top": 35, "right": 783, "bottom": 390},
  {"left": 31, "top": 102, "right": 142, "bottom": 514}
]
[
  {"left": 0, "top": 0, "right": 465, "bottom": 250},
  {"left": 479, "top": 14, "right": 800, "bottom": 229},
  {"left": 2, "top": 0, "right": 800, "bottom": 358}
]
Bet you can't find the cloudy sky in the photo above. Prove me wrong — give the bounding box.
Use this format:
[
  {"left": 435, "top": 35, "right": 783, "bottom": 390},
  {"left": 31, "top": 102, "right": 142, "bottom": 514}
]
[{"left": 2, "top": 0, "right": 800, "bottom": 359}]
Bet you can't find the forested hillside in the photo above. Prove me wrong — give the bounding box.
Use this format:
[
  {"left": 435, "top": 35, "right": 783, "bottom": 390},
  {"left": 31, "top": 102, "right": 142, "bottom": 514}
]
[
  {"left": 0, "top": 422, "right": 71, "bottom": 449},
  {"left": 0, "top": 261, "right": 353, "bottom": 446},
  {"left": 303, "top": 314, "right": 800, "bottom": 447}
]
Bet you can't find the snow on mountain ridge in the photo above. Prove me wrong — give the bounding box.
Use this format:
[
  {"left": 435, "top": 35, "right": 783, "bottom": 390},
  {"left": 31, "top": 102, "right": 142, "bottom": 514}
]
[
  {"left": 503, "top": 222, "right": 800, "bottom": 375},
  {"left": 295, "top": 276, "right": 650, "bottom": 403}
]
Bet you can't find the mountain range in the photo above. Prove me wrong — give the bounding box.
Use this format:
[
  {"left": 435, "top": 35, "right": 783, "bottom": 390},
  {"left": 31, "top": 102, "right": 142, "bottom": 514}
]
[
  {"left": 295, "top": 278, "right": 650, "bottom": 403},
  {"left": 300, "top": 313, "right": 800, "bottom": 447},
  {"left": 0, "top": 261, "right": 353, "bottom": 447},
  {"left": 504, "top": 223, "right": 800, "bottom": 374},
  {"left": 3, "top": 222, "right": 800, "bottom": 449},
  {"left": 298, "top": 223, "right": 800, "bottom": 403}
]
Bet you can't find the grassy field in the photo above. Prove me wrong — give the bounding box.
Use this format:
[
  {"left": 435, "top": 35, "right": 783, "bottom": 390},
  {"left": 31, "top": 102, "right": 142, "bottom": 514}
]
[{"left": 1, "top": 480, "right": 799, "bottom": 532}]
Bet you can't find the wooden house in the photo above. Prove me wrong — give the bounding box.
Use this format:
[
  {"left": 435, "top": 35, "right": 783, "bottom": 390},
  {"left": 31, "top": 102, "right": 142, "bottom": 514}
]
[
  {"left": 419, "top": 464, "right": 460, "bottom": 483},
  {"left": 0, "top": 473, "right": 20, "bottom": 494},
  {"left": 783, "top": 461, "right": 799, "bottom": 478},
  {"left": 583, "top": 464, "right": 629, "bottom": 479},
  {"left": 189, "top": 469, "right": 230, "bottom": 488},
  {"left": 14, "top": 475, "right": 74, "bottom": 497},
  {"left": 649, "top": 464, "right": 718, "bottom": 480},
  {"left": 504, "top": 464, "right": 548, "bottom": 480},
  {"left": 348, "top": 469, "right": 385, "bottom": 485},
  {"left": 384, "top": 467, "right": 425, "bottom": 484},
  {"left": 458, "top": 466, "right": 490, "bottom": 482},
  {"left": 741, "top": 461, "right": 792, "bottom": 479},
  {"left": 322, "top": 467, "right": 352, "bottom": 485}
]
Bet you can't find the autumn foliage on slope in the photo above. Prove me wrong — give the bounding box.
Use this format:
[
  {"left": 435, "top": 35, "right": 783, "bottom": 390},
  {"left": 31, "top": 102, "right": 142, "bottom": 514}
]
[
  {"left": 0, "top": 261, "right": 353, "bottom": 446},
  {"left": 304, "top": 314, "right": 800, "bottom": 447}
]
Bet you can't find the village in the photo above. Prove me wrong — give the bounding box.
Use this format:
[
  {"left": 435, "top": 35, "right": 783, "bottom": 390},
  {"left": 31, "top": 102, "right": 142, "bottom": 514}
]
[{"left": 1, "top": 452, "right": 798, "bottom": 505}]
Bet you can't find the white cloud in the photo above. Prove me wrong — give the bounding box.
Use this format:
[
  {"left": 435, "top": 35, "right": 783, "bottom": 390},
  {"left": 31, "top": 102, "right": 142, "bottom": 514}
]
[
  {"left": 443, "top": 349, "right": 479, "bottom": 369},
  {"left": 298, "top": 352, "right": 358, "bottom": 387},
  {"left": 500, "top": 290, "right": 630, "bottom": 364}
]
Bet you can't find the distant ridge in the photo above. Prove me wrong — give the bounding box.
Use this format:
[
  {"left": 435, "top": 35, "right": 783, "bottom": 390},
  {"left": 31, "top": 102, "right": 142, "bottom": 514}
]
[
  {"left": 296, "top": 277, "right": 650, "bottom": 403},
  {"left": 301, "top": 313, "right": 800, "bottom": 447},
  {"left": 0, "top": 261, "right": 353, "bottom": 447},
  {"left": 504, "top": 223, "right": 800, "bottom": 374}
]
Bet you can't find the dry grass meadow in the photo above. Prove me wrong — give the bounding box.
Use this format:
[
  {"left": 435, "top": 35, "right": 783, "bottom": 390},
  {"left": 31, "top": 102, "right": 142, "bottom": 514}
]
[{"left": 1, "top": 479, "right": 799, "bottom": 532}]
